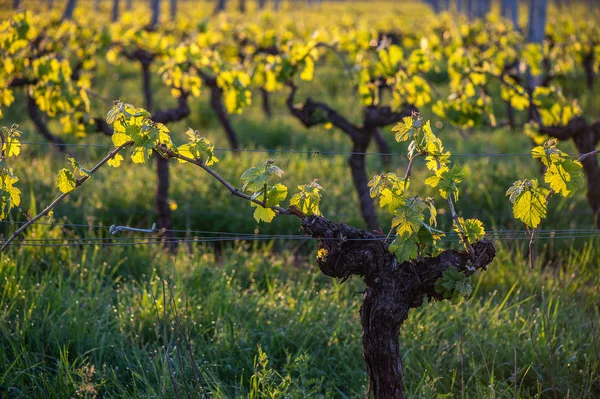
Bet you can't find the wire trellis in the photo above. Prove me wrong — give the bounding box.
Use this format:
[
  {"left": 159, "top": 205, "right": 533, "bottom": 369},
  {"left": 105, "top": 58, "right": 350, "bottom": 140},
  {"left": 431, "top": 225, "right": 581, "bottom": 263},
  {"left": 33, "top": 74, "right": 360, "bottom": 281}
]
[
  {"left": 3, "top": 233, "right": 599, "bottom": 248},
  {"left": 1, "top": 213, "right": 598, "bottom": 249},
  {"left": 16, "top": 140, "right": 550, "bottom": 158}
]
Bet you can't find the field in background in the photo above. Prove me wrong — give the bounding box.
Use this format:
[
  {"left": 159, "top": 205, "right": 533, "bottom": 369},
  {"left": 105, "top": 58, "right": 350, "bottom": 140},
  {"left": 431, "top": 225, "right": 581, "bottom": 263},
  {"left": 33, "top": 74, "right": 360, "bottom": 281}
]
[{"left": 1, "top": 1, "right": 599, "bottom": 398}]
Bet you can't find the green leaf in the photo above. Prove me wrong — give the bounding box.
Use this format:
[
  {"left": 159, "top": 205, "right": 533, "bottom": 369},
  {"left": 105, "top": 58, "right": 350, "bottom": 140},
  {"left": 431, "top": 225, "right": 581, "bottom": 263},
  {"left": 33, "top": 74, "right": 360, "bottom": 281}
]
[
  {"left": 434, "top": 267, "right": 472, "bottom": 302},
  {"left": 389, "top": 234, "right": 419, "bottom": 263},
  {"left": 252, "top": 205, "right": 276, "bottom": 223},
  {"left": 453, "top": 217, "right": 485, "bottom": 249},
  {"left": 56, "top": 169, "right": 76, "bottom": 194},
  {"left": 290, "top": 180, "right": 323, "bottom": 216},
  {"left": 68, "top": 157, "right": 91, "bottom": 176},
  {"left": 300, "top": 56, "right": 314, "bottom": 81},
  {"left": 177, "top": 129, "right": 218, "bottom": 165},
  {"left": 3, "top": 136, "right": 20, "bottom": 157},
  {"left": 508, "top": 180, "right": 549, "bottom": 228},
  {"left": 544, "top": 159, "right": 584, "bottom": 197},
  {"left": 392, "top": 116, "right": 417, "bottom": 143},
  {"left": 107, "top": 153, "right": 124, "bottom": 168},
  {"left": 425, "top": 164, "right": 463, "bottom": 201},
  {"left": 454, "top": 280, "right": 473, "bottom": 297},
  {"left": 531, "top": 139, "right": 566, "bottom": 167},
  {"left": 112, "top": 132, "right": 132, "bottom": 147},
  {"left": 266, "top": 183, "right": 288, "bottom": 207},
  {"left": 241, "top": 160, "right": 284, "bottom": 193},
  {"left": 130, "top": 146, "right": 152, "bottom": 164},
  {"left": 368, "top": 173, "right": 408, "bottom": 212},
  {"left": 391, "top": 197, "right": 426, "bottom": 237}
]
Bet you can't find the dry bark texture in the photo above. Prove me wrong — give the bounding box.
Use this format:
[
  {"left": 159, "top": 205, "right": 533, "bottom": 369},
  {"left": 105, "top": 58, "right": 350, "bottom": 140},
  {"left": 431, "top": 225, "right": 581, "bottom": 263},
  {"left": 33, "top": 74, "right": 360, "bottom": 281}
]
[{"left": 301, "top": 215, "right": 496, "bottom": 399}]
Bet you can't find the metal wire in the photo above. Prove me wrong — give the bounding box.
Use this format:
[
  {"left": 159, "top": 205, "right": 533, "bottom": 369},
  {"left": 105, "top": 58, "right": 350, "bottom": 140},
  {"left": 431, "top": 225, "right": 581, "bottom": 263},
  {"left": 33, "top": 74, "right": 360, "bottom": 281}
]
[
  {"left": 0, "top": 219, "right": 596, "bottom": 239},
  {"left": 3, "top": 233, "right": 598, "bottom": 248},
  {"left": 16, "top": 140, "right": 556, "bottom": 158}
]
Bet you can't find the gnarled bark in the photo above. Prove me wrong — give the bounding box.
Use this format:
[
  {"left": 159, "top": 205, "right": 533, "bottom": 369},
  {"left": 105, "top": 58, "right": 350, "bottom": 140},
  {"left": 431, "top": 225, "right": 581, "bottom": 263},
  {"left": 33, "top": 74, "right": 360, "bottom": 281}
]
[{"left": 301, "top": 216, "right": 496, "bottom": 399}]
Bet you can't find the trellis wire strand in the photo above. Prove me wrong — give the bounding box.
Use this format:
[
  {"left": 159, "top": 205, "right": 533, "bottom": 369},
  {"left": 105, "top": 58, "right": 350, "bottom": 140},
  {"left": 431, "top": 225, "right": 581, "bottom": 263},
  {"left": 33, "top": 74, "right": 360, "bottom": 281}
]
[
  {"left": 16, "top": 140, "right": 563, "bottom": 158},
  {"left": 3, "top": 233, "right": 599, "bottom": 248},
  {"left": 0, "top": 219, "right": 596, "bottom": 238}
]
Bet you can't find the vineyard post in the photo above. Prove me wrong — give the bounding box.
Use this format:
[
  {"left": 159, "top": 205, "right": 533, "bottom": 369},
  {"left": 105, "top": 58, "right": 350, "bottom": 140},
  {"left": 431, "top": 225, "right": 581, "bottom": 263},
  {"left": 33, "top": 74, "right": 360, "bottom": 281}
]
[
  {"left": 526, "top": 0, "right": 548, "bottom": 91},
  {"left": 62, "top": 0, "right": 77, "bottom": 20},
  {"left": 112, "top": 0, "right": 120, "bottom": 22},
  {"left": 151, "top": 0, "right": 160, "bottom": 27},
  {"left": 170, "top": 0, "right": 177, "bottom": 21},
  {"left": 214, "top": 0, "right": 227, "bottom": 14},
  {"left": 501, "top": 0, "right": 519, "bottom": 27}
]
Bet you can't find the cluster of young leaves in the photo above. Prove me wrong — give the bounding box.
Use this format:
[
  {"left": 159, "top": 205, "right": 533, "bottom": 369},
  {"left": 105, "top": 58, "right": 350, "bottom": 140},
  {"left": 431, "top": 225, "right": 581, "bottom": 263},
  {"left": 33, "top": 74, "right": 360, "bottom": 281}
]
[
  {"left": 357, "top": 43, "right": 434, "bottom": 109},
  {"left": 240, "top": 160, "right": 287, "bottom": 223},
  {"left": 157, "top": 35, "right": 253, "bottom": 113},
  {"left": 105, "top": 15, "right": 178, "bottom": 65},
  {"left": 55, "top": 157, "right": 90, "bottom": 194},
  {"left": 369, "top": 114, "right": 485, "bottom": 270},
  {"left": 158, "top": 43, "right": 204, "bottom": 98},
  {"left": 102, "top": 101, "right": 322, "bottom": 223},
  {"left": 506, "top": 140, "right": 584, "bottom": 229},
  {"left": 538, "top": 14, "right": 599, "bottom": 81},
  {"left": 1, "top": 12, "right": 104, "bottom": 136},
  {"left": 105, "top": 101, "right": 173, "bottom": 165},
  {"left": 250, "top": 54, "right": 283, "bottom": 93},
  {"left": 217, "top": 70, "right": 252, "bottom": 114},
  {"left": 368, "top": 114, "right": 485, "bottom": 300},
  {"left": 176, "top": 128, "right": 219, "bottom": 165},
  {"left": 290, "top": 180, "right": 323, "bottom": 216},
  {"left": 431, "top": 47, "right": 496, "bottom": 128},
  {"left": 239, "top": 159, "right": 324, "bottom": 223},
  {"left": 523, "top": 86, "right": 584, "bottom": 144},
  {"left": 0, "top": 11, "right": 37, "bottom": 108},
  {"left": 0, "top": 118, "right": 22, "bottom": 220},
  {"left": 249, "top": 39, "right": 320, "bottom": 91},
  {"left": 434, "top": 267, "right": 473, "bottom": 304}
]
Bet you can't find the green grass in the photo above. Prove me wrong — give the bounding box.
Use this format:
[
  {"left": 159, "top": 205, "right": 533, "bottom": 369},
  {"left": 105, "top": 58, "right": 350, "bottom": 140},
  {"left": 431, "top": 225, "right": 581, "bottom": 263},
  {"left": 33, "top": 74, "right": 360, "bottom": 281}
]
[
  {"left": 1, "top": 24, "right": 600, "bottom": 397},
  {"left": 0, "top": 241, "right": 599, "bottom": 398}
]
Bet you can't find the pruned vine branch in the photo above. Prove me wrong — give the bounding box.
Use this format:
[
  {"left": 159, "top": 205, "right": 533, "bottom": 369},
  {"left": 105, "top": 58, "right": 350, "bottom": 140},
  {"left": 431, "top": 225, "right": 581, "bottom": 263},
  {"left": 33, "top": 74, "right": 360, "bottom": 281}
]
[{"left": 0, "top": 142, "right": 133, "bottom": 252}]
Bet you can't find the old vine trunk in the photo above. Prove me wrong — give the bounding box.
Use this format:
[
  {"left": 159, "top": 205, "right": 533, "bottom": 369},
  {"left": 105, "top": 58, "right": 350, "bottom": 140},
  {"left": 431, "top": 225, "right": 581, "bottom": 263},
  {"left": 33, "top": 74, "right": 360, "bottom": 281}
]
[{"left": 301, "top": 216, "right": 496, "bottom": 399}]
